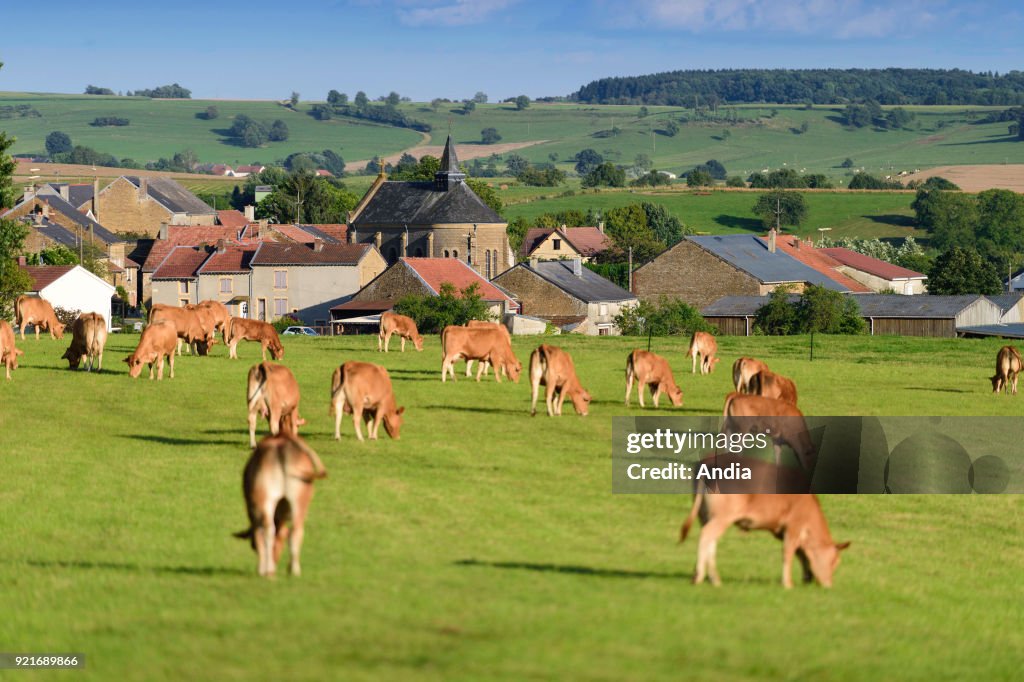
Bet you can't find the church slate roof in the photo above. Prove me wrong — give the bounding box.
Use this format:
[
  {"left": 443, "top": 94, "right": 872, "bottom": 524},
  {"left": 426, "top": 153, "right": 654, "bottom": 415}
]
[{"left": 351, "top": 180, "right": 502, "bottom": 226}]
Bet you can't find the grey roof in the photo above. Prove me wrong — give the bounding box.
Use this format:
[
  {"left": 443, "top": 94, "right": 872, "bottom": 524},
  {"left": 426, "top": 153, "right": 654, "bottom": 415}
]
[
  {"left": 517, "top": 261, "right": 637, "bottom": 303},
  {"left": 351, "top": 179, "right": 502, "bottom": 226},
  {"left": 19, "top": 195, "right": 121, "bottom": 245},
  {"left": 702, "top": 294, "right": 993, "bottom": 319},
  {"left": 38, "top": 183, "right": 94, "bottom": 208},
  {"left": 986, "top": 294, "right": 1024, "bottom": 313},
  {"left": 688, "top": 235, "right": 847, "bottom": 290},
  {"left": 124, "top": 176, "right": 216, "bottom": 216},
  {"left": 439, "top": 135, "right": 460, "bottom": 172},
  {"left": 958, "top": 324, "right": 1024, "bottom": 339}
]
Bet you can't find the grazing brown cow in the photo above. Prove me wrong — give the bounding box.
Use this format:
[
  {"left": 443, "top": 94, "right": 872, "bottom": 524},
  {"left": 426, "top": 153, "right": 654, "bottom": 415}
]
[
  {"left": 991, "top": 345, "right": 1022, "bottom": 395},
  {"left": 61, "top": 312, "right": 108, "bottom": 371},
  {"left": 529, "top": 344, "right": 591, "bottom": 417},
  {"left": 687, "top": 331, "right": 720, "bottom": 375},
  {"left": 234, "top": 434, "right": 327, "bottom": 577},
  {"left": 441, "top": 326, "right": 521, "bottom": 383},
  {"left": 330, "top": 361, "right": 405, "bottom": 441},
  {"left": 733, "top": 357, "right": 769, "bottom": 393},
  {"left": 149, "top": 304, "right": 216, "bottom": 356},
  {"left": 225, "top": 317, "right": 284, "bottom": 361},
  {"left": 466, "top": 319, "right": 510, "bottom": 377},
  {"left": 625, "top": 349, "right": 683, "bottom": 408},
  {"left": 749, "top": 369, "right": 799, "bottom": 406},
  {"left": 680, "top": 485, "right": 850, "bottom": 588},
  {"left": 722, "top": 392, "right": 816, "bottom": 472},
  {"left": 15, "top": 296, "right": 65, "bottom": 341},
  {"left": 0, "top": 320, "right": 25, "bottom": 380},
  {"left": 123, "top": 319, "right": 177, "bottom": 379},
  {"left": 247, "top": 362, "right": 306, "bottom": 448},
  {"left": 378, "top": 311, "right": 424, "bottom": 352},
  {"left": 196, "top": 299, "right": 231, "bottom": 335}
]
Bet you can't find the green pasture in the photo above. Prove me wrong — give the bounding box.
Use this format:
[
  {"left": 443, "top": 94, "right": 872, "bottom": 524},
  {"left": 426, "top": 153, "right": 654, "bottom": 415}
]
[
  {"left": 3, "top": 93, "right": 1024, "bottom": 179},
  {"left": 1, "top": 332, "right": 1021, "bottom": 680},
  {"left": 505, "top": 188, "right": 921, "bottom": 241}
]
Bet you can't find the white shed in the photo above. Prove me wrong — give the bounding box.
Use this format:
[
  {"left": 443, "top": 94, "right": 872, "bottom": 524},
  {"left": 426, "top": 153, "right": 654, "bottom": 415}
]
[{"left": 22, "top": 265, "right": 116, "bottom": 330}]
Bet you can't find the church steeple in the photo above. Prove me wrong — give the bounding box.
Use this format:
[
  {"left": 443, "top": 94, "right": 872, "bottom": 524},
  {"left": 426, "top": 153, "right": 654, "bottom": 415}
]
[{"left": 435, "top": 135, "right": 465, "bottom": 191}]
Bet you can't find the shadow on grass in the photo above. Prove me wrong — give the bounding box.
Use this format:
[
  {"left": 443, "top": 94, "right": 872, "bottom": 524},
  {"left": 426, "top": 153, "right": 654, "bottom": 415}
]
[
  {"left": 713, "top": 214, "right": 764, "bottom": 232},
  {"left": 904, "top": 387, "right": 973, "bottom": 394},
  {"left": 121, "top": 434, "right": 241, "bottom": 446},
  {"left": 864, "top": 214, "right": 916, "bottom": 227},
  {"left": 388, "top": 368, "right": 440, "bottom": 377},
  {"left": 26, "top": 559, "right": 248, "bottom": 577},
  {"left": 423, "top": 404, "right": 514, "bottom": 415},
  {"left": 455, "top": 558, "right": 690, "bottom": 580}
]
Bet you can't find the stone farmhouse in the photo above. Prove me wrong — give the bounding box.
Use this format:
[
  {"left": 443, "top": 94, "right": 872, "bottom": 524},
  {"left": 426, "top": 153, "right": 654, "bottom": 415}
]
[
  {"left": 519, "top": 225, "right": 610, "bottom": 263},
  {"left": 95, "top": 176, "right": 217, "bottom": 235},
  {"left": 347, "top": 136, "right": 511, "bottom": 278},
  {"left": 492, "top": 258, "right": 637, "bottom": 335}
]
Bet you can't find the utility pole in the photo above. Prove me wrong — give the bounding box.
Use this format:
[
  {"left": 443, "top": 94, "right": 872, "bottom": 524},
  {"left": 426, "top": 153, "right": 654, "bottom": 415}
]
[{"left": 628, "top": 246, "right": 633, "bottom": 292}]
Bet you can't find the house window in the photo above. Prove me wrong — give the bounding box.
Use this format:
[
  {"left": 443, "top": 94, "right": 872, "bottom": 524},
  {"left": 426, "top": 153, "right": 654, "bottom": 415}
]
[
  {"left": 179, "top": 298, "right": 189, "bottom": 307},
  {"left": 452, "top": 249, "right": 459, "bottom": 260},
  {"left": 179, "top": 280, "right": 189, "bottom": 294},
  {"left": 274, "top": 298, "right": 288, "bottom": 317},
  {"left": 599, "top": 303, "right": 608, "bottom": 316},
  {"left": 444, "top": 249, "right": 450, "bottom": 258},
  {"left": 415, "top": 247, "right": 424, "bottom": 257},
  {"left": 274, "top": 270, "right": 287, "bottom": 289},
  {"left": 126, "top": 269, "right": 132, "bottom": 283},
  {"left": 258, "top": 298, "right": 267, "bottom": 321},
  {"left": 553, "top": 239, "right": 561, "bottom": 251},
  {"left": 220, "top": 278, "right": 232, "bottom": 294},
  {"left": 485, "top": 250, "right": 492, "bottom": 279}
]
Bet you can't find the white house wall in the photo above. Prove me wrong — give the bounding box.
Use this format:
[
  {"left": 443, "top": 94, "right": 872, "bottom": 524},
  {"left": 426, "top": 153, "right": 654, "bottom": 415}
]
[{"left": 39, "top": 266, "right": 116, "bottom": 330}]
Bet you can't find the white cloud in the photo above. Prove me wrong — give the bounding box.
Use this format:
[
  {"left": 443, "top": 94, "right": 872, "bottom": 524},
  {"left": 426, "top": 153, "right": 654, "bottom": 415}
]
[{"left": 397, "top": 0, "right": 519, "bottom": 27}]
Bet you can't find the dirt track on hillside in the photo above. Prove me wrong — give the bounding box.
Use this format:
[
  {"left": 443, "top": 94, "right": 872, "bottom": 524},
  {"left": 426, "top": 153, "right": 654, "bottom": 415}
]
[
  {"left": 13, "top": 160, "right": 232, "bottom": 183},
  {"left": 901, "top": 165, "right": 1024, "bottom": 192},
  {"left": 346, "top": 140, "right": 549, "bottom": 172}
]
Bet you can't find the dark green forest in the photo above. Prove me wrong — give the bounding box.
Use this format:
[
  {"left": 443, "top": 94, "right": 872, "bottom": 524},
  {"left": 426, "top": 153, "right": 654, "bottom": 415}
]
[{"left": 574, "top": 68, "right": 1024, "bottom": 106}]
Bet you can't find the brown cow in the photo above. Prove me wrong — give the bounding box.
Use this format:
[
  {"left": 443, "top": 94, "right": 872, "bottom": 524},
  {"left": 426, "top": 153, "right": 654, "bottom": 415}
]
[
  {"left": 465, "top": 320, "right": 510, "bottom": 377},
  {"left": 991, "top": 345, "right": 1022, "bottom": 395},
  {"left": 247, "top": 362, "right": 306, "bottom": 448},
  {"left": 225, "top": 317, "right": 284, "bottom": 361},
  {"left": 330, "top": 361, "right": 405, "bottom": 441},
  {"left": 123, "top": 319, "right": 177, "bottom": 379},
  {"left": 0, "top": 320, "right": 25, "bottom": 380},
  {"left": 529, "top": 344, "right": 591, "bottom": 417},
  {"left": 625, "top": 349, "right": 683, "bottom": 408},
  {"left": 680, "top": 485, "right": 850, "bottom": 588},
  {"left": 197, "top": 300, "right": 231, "bottom": 335},
  {"left": 234, "top": 434, "right": 327, "bottom": 577},
  {"left": 722, "top": 392, "right": 816, "bottom": 472},
  {"left": 15, "top": 296, "right": 66, "bottom": 340},
  {"left": 378, "top": 311, "right": 424, "bottom": 352},
  {"left": 733, "top": 357, "right": 769, "bottom": 393},
  {"left": 61, "top": 312, "right": 108, "bottom": 371},
  {"left": 149, "top": 304, "right": 216, "bottom": 356},
  {"left": 749, "top": 369, "right": 799, "bottom": 406},
  {"left": 441, "top": 326, "right": 521, "bottom": 383},
  {"left": 687, "top": 331, "right": 720, "bottom": 375}
]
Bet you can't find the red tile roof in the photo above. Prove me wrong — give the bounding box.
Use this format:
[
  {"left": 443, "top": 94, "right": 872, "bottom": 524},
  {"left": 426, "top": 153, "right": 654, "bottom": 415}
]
[
  {"left": 166, "top": 225, "right": 244, "bottom": 244},
  {"left": 235, "top": 165, "right": 265, "bottom": 174},
  {"left": 217, "top": 209, "right": 249, "bottom": 229},
  {"left": 402, "top": 257, "right": 515, "bottom": 303},
  {"left": 251, "top": 242, "right": 370, "bottom": 265},
  {"left": 758, "top": 235, "right": 872, "bottom": 293},
  {"left": 199, "top": 246, "right": 256, "bottom": 273},
  {"left": 21, "top": 265, "right": 75, "bottom": 291},
  {"left": 821, "top": 247, "right": 926, "bottom": 280},
  {"left": 151, "top": 246, "right": 209, "bottom": 279}
]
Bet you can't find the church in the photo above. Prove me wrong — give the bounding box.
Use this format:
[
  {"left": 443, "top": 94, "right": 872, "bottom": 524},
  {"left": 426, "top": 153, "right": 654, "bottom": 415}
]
[{"left": 347, "top": 136, "right": 512, "bottom": 279}]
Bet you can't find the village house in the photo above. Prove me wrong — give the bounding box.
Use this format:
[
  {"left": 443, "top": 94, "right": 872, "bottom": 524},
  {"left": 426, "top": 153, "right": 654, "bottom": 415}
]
[
  {"left": 19, "top": 264, "right": 116, "bottom": 330},
  {"left": 519, "top": 225, "right": 610, "bottom": 263},
  {"left": 150, "top": 246, "right": 210, "bottom": 307},
  {"left": 820, "top": 247, "right": 928, "bottom": 294},
  {"left": 347, "top": 136, "right": 511, "bottom": 277},
  {"left": 94, "top": 176, "right": 217, "bottom": 235},
  {"left": 196, "top": 243, "right": 257, "bottom": 319},
  {"left": 492, "top": 258, "right": 637, "bottom": 335},
  {"left": 632, "top": 232, "right": 850, "bottom": 309}
]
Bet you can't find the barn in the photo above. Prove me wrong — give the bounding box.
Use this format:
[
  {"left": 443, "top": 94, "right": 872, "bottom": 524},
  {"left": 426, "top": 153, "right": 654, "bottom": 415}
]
[{"left": 20, "top": 265, "right": 116, "bottom": 330}]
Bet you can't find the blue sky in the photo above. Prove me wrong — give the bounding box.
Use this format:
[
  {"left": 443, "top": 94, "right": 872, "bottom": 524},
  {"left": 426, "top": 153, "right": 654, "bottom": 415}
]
[{"left": 1, "top": 0, "right": 1022, "bottom": 101}]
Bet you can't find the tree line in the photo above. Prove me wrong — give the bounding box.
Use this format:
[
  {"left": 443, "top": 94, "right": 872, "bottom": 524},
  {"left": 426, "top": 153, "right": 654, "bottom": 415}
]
[{"left": 574, "top": 68, "right": 1024, "bottom": 106}]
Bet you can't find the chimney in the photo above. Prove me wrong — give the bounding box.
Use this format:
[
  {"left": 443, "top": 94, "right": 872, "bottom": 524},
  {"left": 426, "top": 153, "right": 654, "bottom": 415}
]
[
  {"left": 216, "top": 239, "right": 227, "bottom": 254},
  {"left": 159, "top": 222, "right": 168, "bottom": 240},
  {"left": 32, "top": 210, "right": 43, "bottom": 226},
  {"left": 41, "top": 201, "right": 50, "bottom": 219},
  {"left": 17, "top": 255, "right": 27, "bottom": 267},
  {"left": 768, "top": 228, "right": 777, "bottom": 254},
  {"left": 244, "top": 205, "right": 255, "bottom": 221},
  {"left": 140, "top": 178, "right": 148, "bottom": 198},
  {"left": 597, "top": 221, "right": 605, "bottom": 233},
  {"left": 59, "top": 184, "right": 70, "bottom": 202},
  {"left": 312, "top": 237, "right": 324, "bottom": 252},
  {"left": 572, "top": 257, "right": 583, "bottom": 278},
  {"left": 23, "top": 185, "right": 35, "bottom": 202},
  {"left": 794, "top": 237, "right": 801, "bottom": 250},
  {"left": 529, "top": 257, "right": 539, "bottom": 270}
]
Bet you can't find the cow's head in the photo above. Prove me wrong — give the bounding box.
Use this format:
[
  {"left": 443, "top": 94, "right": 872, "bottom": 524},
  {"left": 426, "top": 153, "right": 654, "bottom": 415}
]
[
  {"left": 124, "top": 353, "right": 144, "bottom": 378},
  {"left": 413, "top": 334, "right": 424, "bottom": 352},
  {"left": 571, "top": 388, "right": 592, "bottom": 416},
  {"left": 383, "top": 406, "right": 405, "bottom": 440},
  {"left": 706, "top": 356, "right": 721, "bottom": 373},
  {"left": 3, "top": 348, "right": 24, "bottom": 370},
  {"left": 669, "top": 385, "right": 684, "bottom": 407},
  {"left": 51, "top": 321, "right": 66, "bottom": 339},
  {"left": 807, "top": 541, "right": 851, "bottom": 588},
  {"left": 269, "top": 339, "right": 285, "bottom": 360},
  {"left": 991, "top": 374, "right": 1004, "bottom": 393},
  {"left": 506, "top": 358, "right": 523, "bottom": 384},
  {"left": 62, "top": 345, "right": 83, "bottom": 369}
]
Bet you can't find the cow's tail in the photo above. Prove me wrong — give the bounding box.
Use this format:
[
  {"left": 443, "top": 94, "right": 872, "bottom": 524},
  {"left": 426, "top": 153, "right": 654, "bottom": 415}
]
[
  {"left": 223, "top": 316, "right": 235, "bottom": 346},
  {"left": 680, "top": 483, "right": 705, "bottom": 543},
  {"left": 625, "top": 349, "right": 635, "bottom": 384},
  {"left": 14, "top": 296, "right": 24, "bottom": 327},
  {"left": 290, "top": 435, "right": 327, "bottom": 480},
  {"left": 247, "top": 363, "right": 268, "bottom": 411},
  {"left": 328, "top": 365, "right": 344, "bottom": 415}
]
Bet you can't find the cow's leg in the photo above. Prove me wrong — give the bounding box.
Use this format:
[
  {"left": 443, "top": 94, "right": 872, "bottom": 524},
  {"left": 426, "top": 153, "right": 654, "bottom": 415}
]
[
  {"left": 466, "top": 359, "right": 474, "bottom": 377},
  {"left": 651, "top": 383, "right": 661, "bottom": 408},
  {"left": 796, "top": 549, "right": 814, "bottom": 584},
  {"left": 97, "top": 349, "right": 103, "bottom": 372},
  {"left": 384, "top": 330, "right": 392, "bottom": 352},
  {"left": 261, "top": 342, "right": 268, "bottom": 362},
  {"left": 35, "top": 324, "right": 41, "bottom": 341},
  {"left": 261, "top": 516, "right": 277, "bottom": 577},
  {"left": 1013, "top": 372, "right": 1019, "bottom": 396},
  {"left": 229, "top": 340, "right": 238, "bottom": 359},
  {"left": 773, "top": 442, "right": 784, "bottom": 468},
  {"left": 333, "top": 398, "right": 345, "bottom": 440},
  {"left": 175, "top": 337, "right": 182, "bottom": 356},
  {"left": 168, "top": 353, "right": 175, "bottom": 379},
  {"left": 545, "top": 382, "right": 557, "bottom": 417},
  {"left": 248, "top": 406, "right": 260, "bottom": 448},
  {"left": 442, "top": 355, "right": 455, "bottom": 382},
  {"left": 694, "top": 517, "right": 729, "bottom": 586},
  {"left": 625, "top": 367, "right": 634, "bottom": 407},
  {"left": 288, "top": 501, "right": 307, "bottom": 577},
  {"left": 351, "top": 405, "right": 366, "bottom": 442},
  {"left": 782, "top": 532, "right": 800, "bottom": 589},
  {"left": 400, "top": 336, "right": 406, "bottom": 352},
  {"left": 269, "top": 405, "right": 282, "bottom": 436},
  {"left": 370, "top": 410, "right": 384, "bottom": 441},
  {"left": 691, "top": 351, "right": 697, "bottom": 373},
  {"left": 378, "top": 330, "right": 384, "bottom": 352},
  {"left": 556, "top": 388, "right": 568, "bottom": 416},
  {"left": 530, "top": 377, "right": 541, "bottom": 416}
]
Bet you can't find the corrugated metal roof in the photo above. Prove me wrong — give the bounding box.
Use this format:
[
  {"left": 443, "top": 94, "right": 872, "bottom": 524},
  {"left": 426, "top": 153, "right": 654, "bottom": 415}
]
[
  {"left": 986, "top": 294, "right": 1024, "bottom": 313},
  {"left": 514, "top": 261, "right": 636, "bottom": 303},
  {"left": 958, "top": 324, "right": 1024, "bottom": 338},
  {"left": 702, "top": 295, "right": 795, "bottom": 316},
  {"left": 689, "top": 235, "right": 847, "bottom": 290}
]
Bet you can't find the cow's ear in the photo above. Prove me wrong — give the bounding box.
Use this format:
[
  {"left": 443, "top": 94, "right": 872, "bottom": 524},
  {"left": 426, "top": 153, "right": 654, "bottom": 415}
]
[
  {"left": 836, "top": 541, "right": 851, "bottom": 551},
  {"left": 396, "top": 406, "right": 405, "bottom": 415}
]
